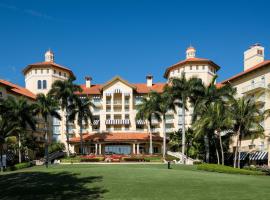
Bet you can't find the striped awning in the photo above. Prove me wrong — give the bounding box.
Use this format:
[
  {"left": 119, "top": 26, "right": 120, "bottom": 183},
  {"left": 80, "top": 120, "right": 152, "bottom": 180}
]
[
  {"left": 136, "top": 120, "right": 145, "bottom": 125},
  {"left": 93, "top": 120, "right": 100, "bottom": 126},
  {"left": 239, "top": 152, "right": 249, "bottom": 160},
  {"left": 249, "top": 151, "right": 268, "bottom": 161},
  {"left": 105, "top": 119, "right": 130, "bottom": 125}
]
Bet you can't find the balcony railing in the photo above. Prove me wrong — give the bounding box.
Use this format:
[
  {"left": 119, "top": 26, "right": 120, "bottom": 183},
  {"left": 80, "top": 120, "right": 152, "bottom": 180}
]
[
  {"left": 165, "top": 119, "right": 174, "bottom": 124},
  {"left": 242, "top": 81, "right": 266, "bottom": 94}
]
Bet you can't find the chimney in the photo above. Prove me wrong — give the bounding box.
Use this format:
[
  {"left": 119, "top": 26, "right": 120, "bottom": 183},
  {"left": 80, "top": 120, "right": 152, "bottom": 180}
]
[
  {"left": 85, "top": 76, "right": 92, "bottom": 88},
  {"left": 244, "top": 43, "right": 264, "bottom": 70},
  {"left": 146, "top": 75, "right": 153, "bottom": 87}
]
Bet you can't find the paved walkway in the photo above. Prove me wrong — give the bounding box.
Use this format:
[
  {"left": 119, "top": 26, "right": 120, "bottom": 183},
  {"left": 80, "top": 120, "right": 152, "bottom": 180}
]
[{"left": 60, "top": 162, "right": 165, "bottom": 165}]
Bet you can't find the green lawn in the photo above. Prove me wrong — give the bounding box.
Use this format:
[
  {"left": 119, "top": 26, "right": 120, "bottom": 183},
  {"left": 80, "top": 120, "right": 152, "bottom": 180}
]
[{"left": 1, "top": 164, "right": 270, "bottom": 200}]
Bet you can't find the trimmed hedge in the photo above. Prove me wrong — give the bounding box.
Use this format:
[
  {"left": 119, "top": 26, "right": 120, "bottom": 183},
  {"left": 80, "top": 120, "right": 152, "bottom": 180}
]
[
  {"left": 80, "top": 158, "right": 100, "bottom": 162},
  {"left": 9, "top": 162, "right": 33, "bottom": 171},
  {"left": 197, "top": 164, "right": 266, "bottom": 176}
]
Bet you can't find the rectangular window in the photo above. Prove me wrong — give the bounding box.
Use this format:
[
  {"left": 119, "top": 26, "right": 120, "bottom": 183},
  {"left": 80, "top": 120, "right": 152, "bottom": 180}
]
[
  {"left": 190, "top": 66, "right": 192, "bottom": 70},
  {"left": 196, "top": 66, "right": 199, "bottom": 70},
  {"left": 41, "top": 69, "right": 43, "bottom": 74},
  {"left": 64, "top": 73, "right": 66, "bottom": 77},
  {"left": 35, "top": 69, "right": 37, "bottom": 74},
  {"left": 202, "top": 65, "right": 205, "bottom": 70},
  {"left": 54, "top": 70, "right": 56, "bottom": 74},
  {"left": 47, "top": 69, "right": 49, "bottom": 74},
  {"left": 59, "top": 71, "right": 61, "bottom": 76}
]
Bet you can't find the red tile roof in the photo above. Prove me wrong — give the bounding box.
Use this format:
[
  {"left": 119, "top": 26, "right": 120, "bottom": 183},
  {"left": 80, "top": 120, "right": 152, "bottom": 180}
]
[
  {"left": 79, "top": 83, "right": 166, "bottom": 95},
  {"left": 23, "top": 61, "right": 74, "bottom": 77},
  {"left": 0, "top": 79, "right": 36, "bottom": 100},
  {"left": 70, "top": 132, "right": 163, "bottom": 143},
  {"left": 163, "top": 57, "right": 221, "bottom": 78},
  {"left": 133, "top": 83, "right": 165, "bottom": 93},
  {"left": 221, "top": 60, "right": 270, "bottom": 84}
]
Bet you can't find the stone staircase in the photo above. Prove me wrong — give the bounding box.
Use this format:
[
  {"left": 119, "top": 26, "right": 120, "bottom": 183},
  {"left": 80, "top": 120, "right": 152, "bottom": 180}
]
[{"left": 167, "top": 151, "right": 195, "bottom": 165}]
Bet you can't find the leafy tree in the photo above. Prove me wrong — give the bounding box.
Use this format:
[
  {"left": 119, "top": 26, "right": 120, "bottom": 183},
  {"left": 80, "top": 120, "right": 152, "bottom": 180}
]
[
  {"left": 33, "top": 93, "right": 61, "bottom": 167},
  {"left": 193, "top": 102, "right": 233, "bottom": 165},
  {"left": 136, "top": 94, "right": 160, "bottom": 155},
  {"left": 146, "top": 90, "right": 175, "bottom": 159},
  {"left": 68, "top": 96, "right": 94, "bottom": 155},
  {"left": 3, "top": 96, "right": 36, "bottom": 163},
  {"left": 49, "top": 77, "right": 82, "bottom": 157},
  {"left": 230, "top": 96, "right": 264, "bottom": 168},
  {"left": 169, "top": 73, "right": 203, "bottom": 158}
]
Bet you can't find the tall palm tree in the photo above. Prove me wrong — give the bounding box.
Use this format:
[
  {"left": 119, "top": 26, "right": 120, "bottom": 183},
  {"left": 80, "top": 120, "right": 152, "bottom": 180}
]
[
  {"left": 191, "top": 76, "right": 235, "bottom": 163},
  {"left": 68, "top": 96, "right": 94, "bottom": 155},
  {"left": 49, "top": 77, "right": 82, "bottom": 157},
  {"left": 33, "top": 93, "right": 61, "bottom": 168},
  {"left": 3, "top": 96, "right": 36, "bottom": 163},
  {"left": 230, "top": 96, "right": 264, "bottom": 168},
  {"left": 147, "top": 90, "right": 175, "bottom": 159},
  {"left": 193, "top": 102, "right": 233, "bottom": 165},
  {"left": 169, "top": 73, "right": 203, "bottom": 157},
  {"left": 136, "top": 95, "right": 160, "bottom": 155}
]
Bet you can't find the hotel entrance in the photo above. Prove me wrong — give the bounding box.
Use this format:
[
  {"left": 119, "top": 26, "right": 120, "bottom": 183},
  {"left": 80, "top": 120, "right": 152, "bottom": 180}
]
[{"left": 105, "top": 144, "right": 131, "bottom": 155}]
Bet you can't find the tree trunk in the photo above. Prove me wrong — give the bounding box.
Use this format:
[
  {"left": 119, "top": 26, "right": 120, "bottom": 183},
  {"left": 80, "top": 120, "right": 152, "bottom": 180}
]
[
  {"left": 0, "top": 143, "right": 3, "bottom": 172},
  {"left": 204, "top": 135, "right": 210, "bottom": 163},
  {"left": 218, "top": 130, "right": 224, "bottom": 165},
  {"left": 65, "top": 110, "right": 70, "bottom": 157},
  {"left": 79, "top": 121, "right": 83, "bottom": 155},
  {"left": 18, "top": 133, "right": 21, "bottom": 163},
  {"left": 44, "top": 120, "right": 49, "bottom": 168},
  {"left": 233, "top": 127, "right": 240, "bottom": 168},
  {"left": 214, "top": 138, "right": 220, "bottom": 165},
  {"left": 238, "top": 136, "right": 242, "bottom": 169},
  {"left": 181, "top": 98, "right": 186, "bottom": 162},
  {"left": 147, "top": 121, "right": 153, "bottom": 155},
  {"left": 162, "top": 114, "right": 166, "bottom": 160}
]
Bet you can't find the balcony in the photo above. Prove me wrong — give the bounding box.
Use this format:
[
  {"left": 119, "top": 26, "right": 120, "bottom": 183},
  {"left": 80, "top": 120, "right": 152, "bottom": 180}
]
[
  {"left": 242, "top": 81, "right": 266, "bottom": 94},
  {"left": 165, "top": 119, "right": 174, "bottom": 124}
]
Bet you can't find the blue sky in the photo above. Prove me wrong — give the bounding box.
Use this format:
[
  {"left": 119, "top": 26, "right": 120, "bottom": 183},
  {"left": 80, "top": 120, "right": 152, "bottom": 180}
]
[{"left": 0, "top": 0, "right": 270, "bottom": 86}]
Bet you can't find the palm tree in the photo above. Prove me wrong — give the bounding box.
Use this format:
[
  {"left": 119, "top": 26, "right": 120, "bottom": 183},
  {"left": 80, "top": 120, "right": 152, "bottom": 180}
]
[
  {"left": 33, "top": 93, "right": 61, "bottom": 168},
  {"left": 49, "top": 77, "right": 82, "bottom": 157},
  {"left": 193, "top": 102, "right": 233, "bottom": 165},
  {"left": 68, "top": 96, "right": 94, "bottom": 155},
  {"left": 0, "top": 116, "right": 20, "bottom": 172},
  {"left": 136, "top": 95, "right": 160, "bottom": 155},
  {"left": 3, "top": 96, "right": 36, "bottom": 163},
  {"left": 147, "top": 90, "right": 175, "bottom": 159},
  {"left": 191, "top": 76, "right": 235, "bottom": 163},
  {"left": 169, "top": 73, "right": 203, "bottom": 157},
  {"left": 230, "top": 96, "right": 264, "bottom": 168}
]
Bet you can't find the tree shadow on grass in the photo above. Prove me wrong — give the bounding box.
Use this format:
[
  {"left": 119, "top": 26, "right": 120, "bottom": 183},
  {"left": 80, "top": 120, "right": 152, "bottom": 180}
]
[{"left": 0, "top": 171, "right": 107, "bottom": 200}]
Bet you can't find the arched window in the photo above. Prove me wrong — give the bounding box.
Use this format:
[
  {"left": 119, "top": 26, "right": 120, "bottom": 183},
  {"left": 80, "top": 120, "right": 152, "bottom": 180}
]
[
  {"left": 37, "top": 80, "right": 42, "bottom": 89},
  {"left": 43, "top": 80, "right": 47, "bottom": 89}
]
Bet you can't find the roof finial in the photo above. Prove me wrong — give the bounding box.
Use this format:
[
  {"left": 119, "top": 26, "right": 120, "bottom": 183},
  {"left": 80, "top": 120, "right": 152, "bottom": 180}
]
[{"left": 45, "top": 49, "right": 54, "bottom": 62}]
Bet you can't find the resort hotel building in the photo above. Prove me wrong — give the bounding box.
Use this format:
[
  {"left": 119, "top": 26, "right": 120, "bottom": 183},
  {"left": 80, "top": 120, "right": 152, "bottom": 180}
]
[{"left": 0, "top": 44, "right": 269, "bottom": 165}]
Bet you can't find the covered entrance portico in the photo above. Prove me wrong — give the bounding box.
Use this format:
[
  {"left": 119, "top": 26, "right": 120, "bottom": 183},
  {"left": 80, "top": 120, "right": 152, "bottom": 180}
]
[{"left": 70, "top": 132, "right": 163, "bottom": 155}]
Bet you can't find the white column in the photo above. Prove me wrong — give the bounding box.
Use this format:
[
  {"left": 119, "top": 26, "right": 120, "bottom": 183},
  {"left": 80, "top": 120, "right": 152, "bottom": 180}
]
[
  {"left": 133, "top": 143, "right": 136, "bottom": 154},
  {"left": 95, "top": 143, "right": 98, "bottom": 155},
  {"left": 137, "top": 143, "right": 140, "bottom": 154},
  {"left": 99, "top": 143, "right": 102, "bottom": 155}
]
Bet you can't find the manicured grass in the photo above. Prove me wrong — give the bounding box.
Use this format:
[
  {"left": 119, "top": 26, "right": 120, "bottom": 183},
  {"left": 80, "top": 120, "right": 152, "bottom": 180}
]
[{"left": 1, "top": 164, "right": 270, "bottom": 200}]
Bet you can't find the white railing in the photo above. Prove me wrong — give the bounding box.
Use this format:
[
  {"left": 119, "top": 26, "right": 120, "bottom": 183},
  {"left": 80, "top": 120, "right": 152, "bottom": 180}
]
[
  {"left": 167, "top": 151, "right": 195, "bottom": 165},
  {"left": 242, "top": 81, "right": 266, "bottom": 93},
  {"left": 165, "top": 119, "right": 174, "bottom": 124}
]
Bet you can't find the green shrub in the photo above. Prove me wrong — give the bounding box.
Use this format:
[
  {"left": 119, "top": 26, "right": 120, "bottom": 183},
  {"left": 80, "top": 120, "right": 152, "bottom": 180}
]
[
  {"left": 60, "top": 156, "right": 81, "bottom": 163},
  {"left": 165, "top": 155, "right": 180, "bottom": 162},
  {"left": 10, "top": 162, "right": 32, "bottom": 171},
  {"left": 48, "top": 142, "right": 65, "bottom": 154},
  {"left": 80, "top": 158, "right": 100, "bottom": 162},
  {"left": 193, "top": 161, "right": 203, "bottom": 165},
  {"left": 197, "top": 164, "right": 266, "bottom": 176}
]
